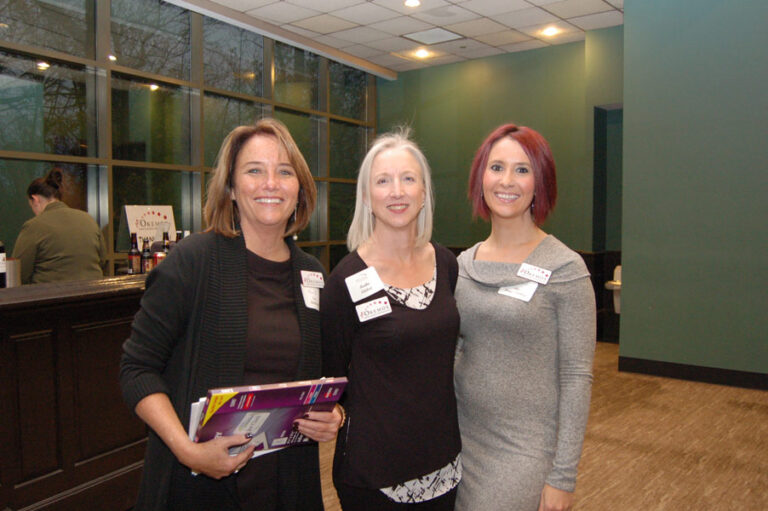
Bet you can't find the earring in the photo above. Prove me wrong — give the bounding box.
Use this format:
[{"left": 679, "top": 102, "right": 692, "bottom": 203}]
[{"left": 292, "top": 204, "right": 299, "bottom": 241}]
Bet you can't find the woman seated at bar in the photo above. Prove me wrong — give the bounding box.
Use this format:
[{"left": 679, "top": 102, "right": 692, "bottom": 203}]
[
  {"left": 321, "top": 129, "right": 461, "bottom": 510},
  {"left": 12, "top": 168, "right": 105, "bottom": 284},
  {"left": 120, "top": 119, "right": 342, "bottom": 511}
]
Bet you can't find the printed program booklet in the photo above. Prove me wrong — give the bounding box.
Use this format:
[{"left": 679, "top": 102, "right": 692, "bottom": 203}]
[{"left": 188, "top": 377, "right": 347, "bottom": 459}]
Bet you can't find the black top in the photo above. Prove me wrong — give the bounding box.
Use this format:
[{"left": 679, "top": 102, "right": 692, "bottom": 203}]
[
  {"left": 244, "top": 250, "right": 301, "bottom": 385},
  {"left": 321, "top": 242, "right": 461, "bottom": 488},
  {"left": 120, "top": 232, "right": 325, "bottom": 511}
]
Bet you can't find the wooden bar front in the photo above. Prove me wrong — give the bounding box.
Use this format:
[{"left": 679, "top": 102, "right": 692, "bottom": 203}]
[{"left": 0, "top": 277, "right": 148, "bottom": 511}]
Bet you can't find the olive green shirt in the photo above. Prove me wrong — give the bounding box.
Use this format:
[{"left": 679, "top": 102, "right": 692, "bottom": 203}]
[{"left": 12, "top": 201, "right": 105, "bottom": 284}]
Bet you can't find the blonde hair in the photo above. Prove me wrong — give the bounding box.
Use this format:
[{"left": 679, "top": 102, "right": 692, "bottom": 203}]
[
  {"left": 347, "top": 128, "right": 434, "bottom": 251},
  {"left": 204, "top": 118, "right": 316, "bottom": 237}
]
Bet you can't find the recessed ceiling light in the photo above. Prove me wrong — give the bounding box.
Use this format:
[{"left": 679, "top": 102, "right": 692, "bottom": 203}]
[
  {"left": 36, "top": 61, "right": 50, "bottom": 70},
  {"left": 414, "top": 48, "right": 430, "bottom": 59},
  {"left": 541, "top": 26, "right": 560, "bottom": 37},
  {"left": 404, "top": 0, "right": 420, "bottom": 7},
  {"left": 149, "top": 83, "right": 159, "bottom": 91},
  {"left": 108, "top": 54, "right": 117, "bottom": 62}
]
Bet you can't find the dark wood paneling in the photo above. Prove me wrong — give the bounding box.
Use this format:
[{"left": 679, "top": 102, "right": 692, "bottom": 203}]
[{"left": 0, "top": 277, "right": 147, "bottom": 511}]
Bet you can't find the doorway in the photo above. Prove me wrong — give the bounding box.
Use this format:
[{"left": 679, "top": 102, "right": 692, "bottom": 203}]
[{"left": 593, "top": 105, "right": 622, "bottom": 342}]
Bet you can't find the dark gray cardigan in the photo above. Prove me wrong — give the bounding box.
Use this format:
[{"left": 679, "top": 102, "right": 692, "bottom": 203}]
[{"left": 120, "top": 231, "right": 325, "bottom": 511}]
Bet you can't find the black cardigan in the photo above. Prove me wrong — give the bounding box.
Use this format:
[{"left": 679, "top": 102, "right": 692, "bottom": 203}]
[
  {"left": 321, "top": 242, "right": 461, "bottom": 488},
  {"left": 120, "top": 231, "right": 325, "bottom": 511}
]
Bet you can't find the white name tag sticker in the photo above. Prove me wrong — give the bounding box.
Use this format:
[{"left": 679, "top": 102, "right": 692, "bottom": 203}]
[
  {"left": 355, "top": 296, "right": 392, "bottom": 322},
  {"left": 300, "top": 270, "right": 324, "bottom": 288},
  {"left": 499, "top": 281, "right": 538, "bottom": 302},
  {"left": 300, "top": 285, "right": 320, "bottom": 311},
  {"left": 345, "top": 267, "right": 385, "bottom": 303},
  {"left": 517, "top": 263, "right": 552, "bottom": 285}
]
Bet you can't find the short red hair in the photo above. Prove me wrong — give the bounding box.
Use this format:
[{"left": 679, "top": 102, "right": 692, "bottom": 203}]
[{"left": 468, "top": 123, "right": 557, "bottom": 225}]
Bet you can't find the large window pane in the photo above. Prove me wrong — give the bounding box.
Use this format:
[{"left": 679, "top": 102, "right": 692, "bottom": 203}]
[
  {"left": 0, "top": 50, "right": 95, "bottom": 156},
  {"left": 297, "top": 181, "right": 325, "bottom": 243},
  {"left": 274, "top": 41, "right": 318, "bottom": 110},
  {"left": 330, "top": 121, "right": 367, "bottom": 179},
  {"left": 203, "top": 17, "right": 263, "bottom": 97},
  {"left": 329, "top": 61, "right": 367, "bottom": 120},
  {"left": 0, "top": 0, "right": 92, "bottom": 58},
  {"left": 203, "top": 93, "right": 265, "bottom": 166},
  {"left": 112, "top": 166, "right": 196, "bottom": 251},
  {"left": 111, "top": 73, "right": 190, "bottom": 164},
  {"left": 274, "top": 108, "right": 320, "bottom": 177},
  {"left": 329, "top": 182, "right": 355, "bottom": 241},
  {"left": 110, "top": 0, "right": 190, "bottom": 80},
  {"left": 0, "top": 159, "right": 91, "bottom": 255}
]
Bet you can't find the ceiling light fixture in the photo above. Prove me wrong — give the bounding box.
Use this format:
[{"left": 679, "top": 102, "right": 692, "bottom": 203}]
[
  {"left": 404, "top": 0, "right": 420, "bottom": 7},
  {"left": 36, "top": 61, "right": 50, "bottom": 70},
  {"left": 149, "top": 83, "right": 159, "bottom": 91},
  {"left": 108, "top": 54, "right": 117, "bottom": 61},
  {"left": 414, "top": 48, "right": 430, "bottom": 59},
  {"left": 541, "top": 26, "right": 560, "bottom": 37}
]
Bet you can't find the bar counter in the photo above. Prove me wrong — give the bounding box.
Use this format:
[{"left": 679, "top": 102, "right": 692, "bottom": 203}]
[{"left": 1, "top": 276, "right": 148, "bottom": 511}]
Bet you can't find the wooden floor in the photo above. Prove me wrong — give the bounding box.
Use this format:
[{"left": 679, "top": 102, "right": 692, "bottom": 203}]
[{"left": 319, "top": 342, "right": 768, "bottom": 510}]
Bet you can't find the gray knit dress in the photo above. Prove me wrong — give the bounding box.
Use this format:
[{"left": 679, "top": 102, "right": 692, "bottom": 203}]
[{"left": 454, "top": 235, "right": 596, "bottom": 511}]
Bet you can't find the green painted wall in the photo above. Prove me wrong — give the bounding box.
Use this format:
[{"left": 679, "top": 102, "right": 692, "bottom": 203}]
[
  {"left": 377, "top": 26, "right": 624, "bottom": 251},
  {"left": 620, "top": 0, "right": 768, "bottom": 372}
]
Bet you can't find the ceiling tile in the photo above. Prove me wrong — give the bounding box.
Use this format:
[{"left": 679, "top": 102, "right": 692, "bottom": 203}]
[
  {"left": 460, "top": 46, "right": 504, "bottom": 59},
  {"left": 568, "top": 10, "right": 623, "bottom": 30},
  {"left": 548, "top": 31, "right": 586, "bottom": 43},
  {"left": 282, "top": 24, "right": 322, "bottom": 38},
  {"left": 411, "top": 4, "right": 480, "bottom": 25},
  {"left": 474, "top": 29, "right": 530, "bottom": 47},
  {"left": 291, "top": 14, "right": 358, "bottom": 34},
  {"left": 314, "top": 34, "right": 354, "bottom": 48},
  {"left": 331, "top": 26, "right": 393, "bottom": 44},
  {"left": 605, "top": 0, "right": 623, "bottom": 8},
  {"left": 332, "top": 2, "right": 401, "bottom": 25},
  {"left": 445, "top": 18, "right": 508, "bottom": 37},
  {"left": 214, "top": 0, "right": 275, "bottom": 11},
  {"left": 429, "top": 54, "right": 466, "bottom": 65},
  {"left": 544, "top": 0, "right": 613, "bottom": 19},
  {"left": 369, "top": 16, "right": 435, "bottom": 35},
  {"left": 495, "top": 7, "right": 559, "bottom": 29},
  {"left": 499, "top": 39, "right": 548, "bottom": 53},
  {"left": 286, "top": 0, "right": 363, "bottom": 9},
  {"left": 371, "top": 0, "right": 451, "bottom": 16},
  {"left": 460, "top": 0, "right": 529, "bottom": 17},
  {"left": 525, "top": 0, "right": 565, "bottom": 5},
  {"left": 341, "top": 44, "right": 387, "bottom": 58},
  {"left": 246, "top": 3, "right": 320, "bottom": 24},
  {"left": 368, "top": 36, "right": 421, "bottom": 52},
  {"left": 367, "top": 53, "right": 408, "bottom": 67},
  {"left": 430, "top": 37, "right": 489, "bottom": 52}
]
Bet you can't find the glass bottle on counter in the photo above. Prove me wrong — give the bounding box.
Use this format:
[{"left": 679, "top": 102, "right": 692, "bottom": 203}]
[
  {"left": 0, "top": 240, "right": 6, "bottom": 288},
  {"left": 162, "top": 231, "right": 170, "bottom": 253},
  {"left": 127, "top": 233, "right": 141, "bottom": 275},
  {"left": 141, "top": 237, "right": 153, "bottom": 273}
]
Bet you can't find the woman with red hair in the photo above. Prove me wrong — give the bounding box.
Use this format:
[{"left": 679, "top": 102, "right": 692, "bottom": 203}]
[{"left": 454, "top": 124, "right": 596, "bottom": 511}]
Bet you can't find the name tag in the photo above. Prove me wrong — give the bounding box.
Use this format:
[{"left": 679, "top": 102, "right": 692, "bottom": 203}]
[
  {"left": 499, "top": 281, "right": 538, "bottom": 302},
  {"left": 517, "top": 263, "right": 551, "bottom": 285},
  {"left": 355, "top": 296, "right": 392, "bottom": 322},
  {"left": 301, "top": 270, "right": 324, "bottom": 288},
  {"left": 345, "top": 267, "right": 384, "bottom": 303},
  {"left": 300, "top": 285, "right": 320, "bottom": 311}
]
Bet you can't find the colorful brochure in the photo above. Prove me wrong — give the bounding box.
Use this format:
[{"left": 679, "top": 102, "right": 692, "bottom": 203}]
[{"left": 189, "top": 377, "right": 347, "bottom": 458}]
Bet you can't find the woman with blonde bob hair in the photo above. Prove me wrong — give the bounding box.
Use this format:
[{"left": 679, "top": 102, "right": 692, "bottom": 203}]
[
  {"left": 322, "top": 129, "right": 462, "bottom": 510},
  {"left": 121, "top": 118, "right": 342, "bottom": 511},
  {"left": 346, "top": 130, "right": 433, "bottom": 251}
]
